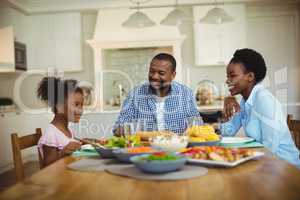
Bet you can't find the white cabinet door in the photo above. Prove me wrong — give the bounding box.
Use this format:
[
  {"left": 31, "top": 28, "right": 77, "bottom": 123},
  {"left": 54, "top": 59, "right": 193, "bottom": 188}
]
[
  {"left": 27, "top": 14, "right": 56, "bottom": 69},
  {"left": 193, "top": 5, "right": 246, "bottom": 66},
  {"left": 0, "top": 26, "right": 15, "bottom": 72},
  {"left": 0, "top": 7, "right": 30, "bottom": 52},
  {"left": 53, "top": 13, "right": 82, "bottom": 71},
  {"left": 27, "top": 13, "right": 82, "bottom": 71}
]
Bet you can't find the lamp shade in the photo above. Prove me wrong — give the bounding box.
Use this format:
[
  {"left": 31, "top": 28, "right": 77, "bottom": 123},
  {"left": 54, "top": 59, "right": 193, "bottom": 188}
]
[
  {"left": 200, "top": 7, "right": 234, "bottom": 24},
  {"left": 160, "top": 8, "right": 191, "bottom": 26},
  {"left": 122, "top": 11, "right": 155, "bottom": 28}
]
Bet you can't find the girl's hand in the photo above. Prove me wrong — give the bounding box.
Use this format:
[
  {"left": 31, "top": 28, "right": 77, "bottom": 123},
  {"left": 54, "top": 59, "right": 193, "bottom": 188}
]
[
  {"left": 62, "top": 141, "right": 81, "bottom": 155},
  {"left": 222, "top": 96, "right": 240, "bottom": 122}
]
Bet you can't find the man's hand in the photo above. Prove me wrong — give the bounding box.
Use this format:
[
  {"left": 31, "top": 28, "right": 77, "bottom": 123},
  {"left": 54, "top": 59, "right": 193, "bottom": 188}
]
[
  {"left": 222, "top": 96, "right": 240, "bottom": 122},
  {"left": 113, "top": 127, "right": 123, "bottom": 137},
  {"left": 62, "top": 141, "right": 81, "bottom": 155}
]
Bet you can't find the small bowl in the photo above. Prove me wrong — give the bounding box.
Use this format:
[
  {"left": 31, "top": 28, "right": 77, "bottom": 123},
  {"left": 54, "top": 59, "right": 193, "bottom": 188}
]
[
  {"left": 80, "top": 144, "right": 95, "bottom": 152},
  {"left": 95, "top": 146, "right": 119, "bottom": 158},
  {"left": 113, "top": 148, "right": 153, "bottom": 163},
  {"left": 130, "top": 154, "right": 187, "bottom": 174}
]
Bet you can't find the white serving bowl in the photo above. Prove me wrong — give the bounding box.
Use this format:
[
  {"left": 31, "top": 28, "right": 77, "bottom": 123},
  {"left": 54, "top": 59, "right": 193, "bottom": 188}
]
[{"left": 150, "top": 136, "right": 188, "bottom": 152}]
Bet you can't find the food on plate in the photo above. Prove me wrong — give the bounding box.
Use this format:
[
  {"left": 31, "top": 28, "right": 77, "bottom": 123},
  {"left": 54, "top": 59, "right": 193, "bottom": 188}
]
[
  {"left": 136, "top": 131, "right": 174, "bottom": 141},
  {"left": 100, "top": 136, "right": 141, "bottom": 148},
  {"left": 113, "top": 147, "right": 157, "bottom": 163},
  {"left": 126, "top": 146, "right": 156, "bottom": 154},
  {"left": 186, "top": 125, "right": 220, "bottom": 142},
  {"left": 95, "top": 136, "right": 140, "bottom": 158},
  {"left": 142, "top": 152, "right": 181, "bottom": 161},
  {"left": 189, "top": 137, "right": 206, "bottom": 142},
  {"left": 130, "top": 152, "right": 187, "bottom": 173},
  {"left": 150, "top": 135, "right": 188, "bottom": 152},
  {"left": 81, "top": 138, "right": 107, "bottom": 145},
  {"left": 180, "top": 146, "right": 254, "bottom": 162}
]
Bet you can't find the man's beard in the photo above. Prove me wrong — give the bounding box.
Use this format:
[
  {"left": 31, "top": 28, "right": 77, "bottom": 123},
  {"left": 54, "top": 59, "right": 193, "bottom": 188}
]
[{"left": 149, "top": 81, "right": 171, "bottom": 93}]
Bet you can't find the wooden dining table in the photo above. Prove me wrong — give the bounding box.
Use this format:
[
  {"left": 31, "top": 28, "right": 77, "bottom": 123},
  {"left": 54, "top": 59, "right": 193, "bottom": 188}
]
[{"left": 1, "top": 149, "right": 300, "bottom": 200}]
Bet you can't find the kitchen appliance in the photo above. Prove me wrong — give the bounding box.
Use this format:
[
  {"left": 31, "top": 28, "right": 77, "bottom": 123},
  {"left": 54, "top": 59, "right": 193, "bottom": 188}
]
[
  {"left": 14, "top": 41, "right": 27, "bottom": 71},
  {"left": 0, "top": 97, "right": 16, "bottom": 113}
]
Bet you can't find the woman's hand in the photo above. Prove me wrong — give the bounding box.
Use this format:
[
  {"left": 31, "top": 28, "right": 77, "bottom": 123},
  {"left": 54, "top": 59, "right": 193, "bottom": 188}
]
[
  {"left": 62, "top": 141, "right": 81, "bottom": 155},
  {"left": 222, "top": 96, "right": 240, "bottom": 122}
]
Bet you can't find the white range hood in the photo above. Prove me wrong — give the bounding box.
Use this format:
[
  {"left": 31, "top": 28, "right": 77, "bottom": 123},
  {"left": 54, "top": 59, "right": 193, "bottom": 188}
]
[{"left": 87, "top": 8, "right": 186, "bottom": 111}]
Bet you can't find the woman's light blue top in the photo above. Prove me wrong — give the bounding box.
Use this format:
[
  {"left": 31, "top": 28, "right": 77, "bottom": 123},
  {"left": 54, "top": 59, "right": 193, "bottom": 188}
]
[{"left": 221, "top": 84, "right": 300, "bottom": 168}]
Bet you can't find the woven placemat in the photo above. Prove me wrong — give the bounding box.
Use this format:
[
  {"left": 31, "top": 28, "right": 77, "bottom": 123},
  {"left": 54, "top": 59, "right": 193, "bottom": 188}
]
[
  {"left": 106, "top": 165, "right": 208, "bottom": 181},
  {"left": 67, "top": 158, "right": 132, "bottom": 172}
]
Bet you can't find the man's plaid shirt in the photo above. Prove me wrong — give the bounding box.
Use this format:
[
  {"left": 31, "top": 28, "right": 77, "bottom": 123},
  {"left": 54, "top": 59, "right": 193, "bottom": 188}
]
[{"left": 113, "top": 81, "right": 201, "bottom": 134}]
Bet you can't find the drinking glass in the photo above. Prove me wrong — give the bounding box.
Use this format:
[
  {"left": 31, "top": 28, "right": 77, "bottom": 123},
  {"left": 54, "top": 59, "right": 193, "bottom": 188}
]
[{"left": 186, "top": 116, "right": 204, "bottom": 128}]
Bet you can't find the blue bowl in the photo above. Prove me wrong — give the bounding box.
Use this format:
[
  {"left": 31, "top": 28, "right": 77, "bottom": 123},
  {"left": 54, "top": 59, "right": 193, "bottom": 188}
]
[
  {"left": 188, "top": 139, "right": 221, "bottom": 147},
  {"left": 130, "top": 154, "right": 187, "bottom": 174},
  {"left": 95, "top": 147, "right": 119, "bottom": 158},
  {"left": 113, "top": 148, "right": 152, "bottom": 163},
  {"left": 188, "top": 136, "right": 222, "bottom": 147}
]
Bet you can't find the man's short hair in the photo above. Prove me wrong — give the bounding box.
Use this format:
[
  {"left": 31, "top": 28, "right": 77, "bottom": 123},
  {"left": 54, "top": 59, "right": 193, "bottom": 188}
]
[{"left": 152, "top": 53, "right": 176, "bottom": 71}]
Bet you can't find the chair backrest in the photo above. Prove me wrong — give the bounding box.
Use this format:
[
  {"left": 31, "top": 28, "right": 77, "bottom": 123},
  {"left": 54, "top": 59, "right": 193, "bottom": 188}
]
[
  {"left": 287, "top": 114, "right": 300, "bottom": 150},
  {"left": 11, "top": 128, "right": 43, "bottom": 182}
]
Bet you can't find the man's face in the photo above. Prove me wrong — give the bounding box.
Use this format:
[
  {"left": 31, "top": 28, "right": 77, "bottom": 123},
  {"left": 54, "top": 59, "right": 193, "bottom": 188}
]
[{"left": 148, "top": 59, "right": 176, "bottom": 91}]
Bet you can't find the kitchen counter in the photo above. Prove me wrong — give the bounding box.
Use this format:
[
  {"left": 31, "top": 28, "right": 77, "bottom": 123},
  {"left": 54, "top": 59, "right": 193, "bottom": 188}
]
[{"left": 197, "top": 101, "right": 223, "bottom": 113}]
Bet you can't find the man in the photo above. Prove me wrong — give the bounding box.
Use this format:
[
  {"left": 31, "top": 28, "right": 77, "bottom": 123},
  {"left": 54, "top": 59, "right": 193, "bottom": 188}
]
[{"left": 113, "top": 53, "right": 201, "bottom": 134}]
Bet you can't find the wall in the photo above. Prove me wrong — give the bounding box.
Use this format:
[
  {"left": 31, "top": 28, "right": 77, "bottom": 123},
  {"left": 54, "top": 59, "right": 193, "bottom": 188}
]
[{"left": 246, "top": 5, "right": 300, "bottom": 117}]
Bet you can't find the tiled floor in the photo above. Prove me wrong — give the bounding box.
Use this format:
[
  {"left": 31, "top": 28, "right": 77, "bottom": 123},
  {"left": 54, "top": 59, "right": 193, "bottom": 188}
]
[{"left": 0, "top": 161, "right": 40, "bottom": 192}]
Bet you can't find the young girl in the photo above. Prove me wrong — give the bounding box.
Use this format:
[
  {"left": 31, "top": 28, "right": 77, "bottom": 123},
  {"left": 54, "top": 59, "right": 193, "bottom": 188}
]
[
  {"left": 37, "top": 77, "right": 84, "bottom": 166},
  {"left": 221, "top": 48, "right": 300, "bottom": 168}
]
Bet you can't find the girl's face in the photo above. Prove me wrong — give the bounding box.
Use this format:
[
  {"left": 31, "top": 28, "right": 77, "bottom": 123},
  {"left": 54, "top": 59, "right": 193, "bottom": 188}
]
[
  {"left": 226, "top": 62, "right": 255, "bottom": 96},
  {"left": 65, "top": 91, "right": 84, "bottom": 123}
]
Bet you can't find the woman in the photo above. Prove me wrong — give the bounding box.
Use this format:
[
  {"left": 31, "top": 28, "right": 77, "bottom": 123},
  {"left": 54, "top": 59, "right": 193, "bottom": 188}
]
[{"left": 221, "top": 48, "right": 300, "bottom": 167}]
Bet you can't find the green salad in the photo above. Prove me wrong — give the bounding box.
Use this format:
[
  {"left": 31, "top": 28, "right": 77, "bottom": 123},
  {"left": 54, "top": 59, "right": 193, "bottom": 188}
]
[
  {"left": 143, "top": 152, "right": 180, "bottom": 161},
  {"left": 104, "top": 136, "right": 141, "bottom": 148}
]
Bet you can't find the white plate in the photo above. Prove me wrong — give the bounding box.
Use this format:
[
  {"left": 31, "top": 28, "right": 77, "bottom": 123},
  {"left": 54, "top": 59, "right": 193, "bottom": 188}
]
[
  {"left": 80, "top": 144, "right": 95, "bottom": 151},
  {"left": 220, "top": 137, "right": 255, "bottom": 145},
  {"left": 187, "top": 151, "right": 264, "bottom": 167}
]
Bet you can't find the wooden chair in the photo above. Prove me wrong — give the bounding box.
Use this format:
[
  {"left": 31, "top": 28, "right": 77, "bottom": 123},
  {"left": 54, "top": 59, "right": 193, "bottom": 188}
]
[
  {"left": 11, "top": 128, "right": 43, "bottom": 182},
  {"left": 287, "top": 114, "right": 300, "bottom": 150}
]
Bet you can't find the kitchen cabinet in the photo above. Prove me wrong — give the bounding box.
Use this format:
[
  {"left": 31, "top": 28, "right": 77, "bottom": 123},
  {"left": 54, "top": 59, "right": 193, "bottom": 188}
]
[
  {"left": 27, "top": 13, "right": 82, "bottom": 71},
  {"left": 0, "top": 7, "right": 28, "bottom": 73},
  {"left": 26, "top": 14, "right": 55, "bottom": 69},
  {"left": 193, "top": 4, "right": 246, "bottom": 66},
  {"left": 54, "top": 13, "right": 82, "bottom": 71},
  {"left": 0, "top": 26, "right": 15, "bottom": 72},
  {"left": 0, "top": 7, "right": 27, "bottom": 42},
  {"left": 0, "top": 7, "right": 82, "bottom": 72}
]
